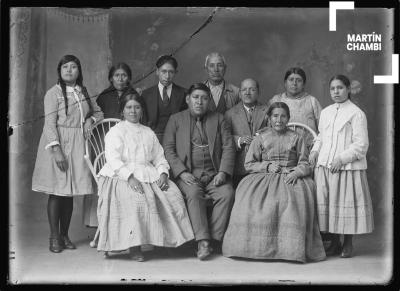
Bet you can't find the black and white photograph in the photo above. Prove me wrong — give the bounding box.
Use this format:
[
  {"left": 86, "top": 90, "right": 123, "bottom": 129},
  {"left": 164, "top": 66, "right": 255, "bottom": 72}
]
[{"left": 5, "top": 1, "right": 398, "bottom": 286}]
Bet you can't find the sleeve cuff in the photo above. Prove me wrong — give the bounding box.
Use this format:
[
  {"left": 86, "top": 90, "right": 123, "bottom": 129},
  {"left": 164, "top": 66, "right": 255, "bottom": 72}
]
[
  {"left": 118, "top": 168, "right": 133, "bottom": 181},
  {"left": 158, "top": 166, "right": 170, "bottom": 178},
  {"left": 44, "top": 141, "right": 60, "bottom": 150},
  {"left": 237, "top": 137, "right": 242, "bottom": 149}
]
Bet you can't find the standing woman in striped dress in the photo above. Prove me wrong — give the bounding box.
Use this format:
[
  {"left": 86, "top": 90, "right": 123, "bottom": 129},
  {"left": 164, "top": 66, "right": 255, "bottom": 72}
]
[
  {"left": 309, "top": 74, "right": 374, "bottom": 258},
  {"left": 32, "top": 55, "right": 104, "bottom": 253}
]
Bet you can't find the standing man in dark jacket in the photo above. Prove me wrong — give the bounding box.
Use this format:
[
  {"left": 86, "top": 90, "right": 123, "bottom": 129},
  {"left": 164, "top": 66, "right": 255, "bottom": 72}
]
[{"left": 142, "top": 55, "right": 187, "bottom": 143}]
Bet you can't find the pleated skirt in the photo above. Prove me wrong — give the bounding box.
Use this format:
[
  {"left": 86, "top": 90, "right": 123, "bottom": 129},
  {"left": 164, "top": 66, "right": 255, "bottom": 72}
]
[
  {"left": 222, "top": 172, "right": 326, "bottom": 263},
  {"left": 314, "top": 166, "right": 374, "bottom": 234},
  {"left": 96, "top": 176, "right": 194, "bottom": 252}
]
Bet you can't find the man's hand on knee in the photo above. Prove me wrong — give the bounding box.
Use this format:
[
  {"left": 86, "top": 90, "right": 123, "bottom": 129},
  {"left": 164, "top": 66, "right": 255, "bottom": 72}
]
[
  {"left": 179, "top": 171, "right": 199, "bottom": 186},
  {"left": 213, "top": 172, "right": 226, "bottom": 186}
]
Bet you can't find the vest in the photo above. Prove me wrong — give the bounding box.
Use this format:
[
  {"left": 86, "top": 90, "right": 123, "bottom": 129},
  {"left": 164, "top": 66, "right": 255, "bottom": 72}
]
[{"left": 154, "top": 94, "right": 173, "bottom": 134}]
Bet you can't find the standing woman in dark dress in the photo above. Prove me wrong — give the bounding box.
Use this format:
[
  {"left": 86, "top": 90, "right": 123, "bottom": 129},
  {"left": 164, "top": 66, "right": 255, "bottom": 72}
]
[{"left": 96, "top": 62, "right": 138, "bottom": 118}]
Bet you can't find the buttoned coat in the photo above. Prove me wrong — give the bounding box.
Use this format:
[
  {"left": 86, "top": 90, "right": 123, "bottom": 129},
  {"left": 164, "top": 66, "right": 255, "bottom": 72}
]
[
  {"left": 224, "top": 102, "right": 269, "bottom": 176},
  {"left": 163, "top": 109, "right": 235, "bottom": 179},
  {"left": 142, "top": 83, "right": 187, "bottom": 130}
]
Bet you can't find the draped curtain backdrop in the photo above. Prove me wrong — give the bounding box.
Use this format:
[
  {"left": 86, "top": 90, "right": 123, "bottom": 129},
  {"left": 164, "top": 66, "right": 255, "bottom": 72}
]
[{"left": 9, "top": 7, "right": 111, "bottom": 226}]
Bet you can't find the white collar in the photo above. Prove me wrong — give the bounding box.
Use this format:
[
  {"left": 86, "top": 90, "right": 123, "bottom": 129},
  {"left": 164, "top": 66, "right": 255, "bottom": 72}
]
[
  {"left": 243, "top": 103, "right": 256, "bottom": 112},
  {"left": 158, "top": 82, "right": 172, "bottom": 90}
]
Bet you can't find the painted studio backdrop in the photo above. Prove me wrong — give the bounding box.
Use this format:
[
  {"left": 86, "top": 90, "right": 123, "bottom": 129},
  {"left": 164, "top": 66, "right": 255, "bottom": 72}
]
[{"left": 9, "top": 7, "right": 393, "bottom": 249}]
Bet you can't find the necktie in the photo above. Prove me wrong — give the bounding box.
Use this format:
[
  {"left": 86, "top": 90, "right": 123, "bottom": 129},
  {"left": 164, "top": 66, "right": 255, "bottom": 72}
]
[
  {"left": 196, "top": 118, "right": 205, "bottom": 144},
  {"left": 162, "top": 86, "right": 169, "bottom": 106},
  {"left": 248, "top": 107, "right": 254, "bottom": 124}
]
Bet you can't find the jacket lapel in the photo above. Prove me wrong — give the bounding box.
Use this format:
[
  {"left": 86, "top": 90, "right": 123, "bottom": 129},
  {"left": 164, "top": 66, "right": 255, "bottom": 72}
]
[
  {"left": 182, "top": 110, "right": 192, "bottom": 167},
  {"left": 237, "top": 104, "right": 252, "bottom": 135},
  {"left": 252, "top": 104, "right": 265, "bottom": 133}
]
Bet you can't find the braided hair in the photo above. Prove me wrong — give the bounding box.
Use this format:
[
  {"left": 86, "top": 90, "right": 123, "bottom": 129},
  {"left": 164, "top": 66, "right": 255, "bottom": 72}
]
[{"left": 57, "top": 55, "right": 93, "bottom": 116}]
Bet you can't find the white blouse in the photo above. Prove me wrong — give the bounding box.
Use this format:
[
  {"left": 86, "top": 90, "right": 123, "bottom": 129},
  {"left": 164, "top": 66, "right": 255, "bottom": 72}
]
[
  {"left": 98, "top": 120, "right": 170, "bottom": 182},
  {"left": 311, "top": 99, "right": 369, "bottom": 170}
]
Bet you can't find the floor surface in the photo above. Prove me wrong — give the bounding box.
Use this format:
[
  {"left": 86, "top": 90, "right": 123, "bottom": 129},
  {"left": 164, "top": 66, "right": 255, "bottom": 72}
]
[{"left": 9, "top": 193, "right": 393, "bottom": 285}]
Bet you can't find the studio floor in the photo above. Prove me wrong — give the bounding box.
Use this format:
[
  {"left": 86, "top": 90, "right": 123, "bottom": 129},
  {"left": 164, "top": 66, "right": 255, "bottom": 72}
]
[{"left": 9, "top": 193, "right": 393, "bottom": 285}]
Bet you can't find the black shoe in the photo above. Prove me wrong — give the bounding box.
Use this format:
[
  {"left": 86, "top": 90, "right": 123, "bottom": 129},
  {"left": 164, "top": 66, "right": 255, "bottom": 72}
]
[
  {"left": 340, "top": 244, "right": 353, "bottom": 258},
  {"left": 49, "top": 238, "right": 63, "bottom": 253},
  {"left": 197, "top": 240, "right": 213, "bottom": 260},
  {"left": 60, "top": 235, "right": 76, "bottom": 249},
  {"left": 325, "top": 242, "right": 342, "bottom": 256}
]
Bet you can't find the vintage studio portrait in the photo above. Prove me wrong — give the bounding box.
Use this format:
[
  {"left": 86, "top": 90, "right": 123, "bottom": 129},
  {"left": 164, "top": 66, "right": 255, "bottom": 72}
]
[{"left": 8, "top": 5, "right": 395, "bottom": 285}]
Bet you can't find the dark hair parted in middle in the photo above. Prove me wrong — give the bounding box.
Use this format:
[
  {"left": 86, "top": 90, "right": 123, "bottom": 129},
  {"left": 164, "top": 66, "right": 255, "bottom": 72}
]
[
  {"left": 156, "top": 55, "right": 178, "bottom": 70},
  {"left": 267, "top": 101, "right": 291, "bottom": 120},
  {"left": 329, "top": 74, "right": 351, "bottom": 99},
  {"left": 119, "top": 89, "right": 147, "bottom": 123},
  {"left": 108, "top": 62, "right": 132, "bottom": 83},
  {"left": 284, "top": 67, "right": 307, "bottom": 84},
  {"left": 57, "top": 54, "right": 92, "bottom": 116},
  {"left": 187, "top": 83, "right": 211, "bottom": 97}
]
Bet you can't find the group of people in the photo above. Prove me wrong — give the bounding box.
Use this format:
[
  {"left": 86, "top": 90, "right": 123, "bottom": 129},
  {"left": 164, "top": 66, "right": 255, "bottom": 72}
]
[{"left": 32, "top": 52, "right": 374, "bottom": 264}]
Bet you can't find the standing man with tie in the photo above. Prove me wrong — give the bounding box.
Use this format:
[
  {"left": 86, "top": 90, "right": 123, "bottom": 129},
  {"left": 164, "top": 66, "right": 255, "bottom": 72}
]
[
  {"left": 142, "top": 55, "right": 187, "bottom": 143},
  {"left": 224, "top": 78, "right": 269, "bottom": 187},
  {"left": 204, "top": 52, "right": 240, "bottom": 114},
  {"left": 163, "top": 83, "right": 235, "bottom": 260}
]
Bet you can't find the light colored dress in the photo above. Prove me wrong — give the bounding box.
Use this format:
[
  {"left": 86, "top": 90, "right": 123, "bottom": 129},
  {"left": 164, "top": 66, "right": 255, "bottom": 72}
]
[
  {"left": 32, "top": 84, "right": 103, "bottom": 196},
  {"left": 269, "top": 92, "right": 322, "bottom": 149},
  {"left": 311, "top": 99, "right": 374, "bottom": 234},
  {"left": 222, "top": 128, "right": 326, "bottom": 263},
  {"left": 96, "top": 120, "right": 194, "bottom": 251}
]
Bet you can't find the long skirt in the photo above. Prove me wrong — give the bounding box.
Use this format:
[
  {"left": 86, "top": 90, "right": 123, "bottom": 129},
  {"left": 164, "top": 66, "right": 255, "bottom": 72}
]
[
  {"left": 32, "top": 127, "right": 94, "bottom": 196},
  {"left": 96, "top": 176, "right": 194, "bottom": 252},
  {"left": 222, "top": 172, "right": 326, "bottom": 263},
  {"left": 314, "top": 166, "right": 374, "bottom": 234}
]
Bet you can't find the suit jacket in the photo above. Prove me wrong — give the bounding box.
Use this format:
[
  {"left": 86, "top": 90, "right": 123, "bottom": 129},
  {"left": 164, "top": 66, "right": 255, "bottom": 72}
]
[
  {"left": 224, "top": 102, "right": 269, "bottom": 176},
  {"left": 142, "top": 83, "right": 187, "bottom": 130},
  {"left": 204, "top": 80, "right": 240, "bottom": 113},
  {"left": 163, "top": 109, "right": 235, "bottom": 179}
]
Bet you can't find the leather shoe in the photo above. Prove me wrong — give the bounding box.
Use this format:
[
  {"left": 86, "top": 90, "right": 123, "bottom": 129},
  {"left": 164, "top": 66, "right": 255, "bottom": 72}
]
[
  {"left": 49, "top": 237, "right": 63, "bottom": 253},
  {"left": 60, "top": 235, "right": 76, "bottom": 249},
  {"left": 325, "top": 242, "right": 342, "bottom": 256},
  {"left": 129, "top": 247, "right": 145, "bottom": 262},
  {"left": 197, "top": 240, "right": 213, "bottom": 260},
  {"left": 340, "top": 245, "right": 353, "bottom": 258}
]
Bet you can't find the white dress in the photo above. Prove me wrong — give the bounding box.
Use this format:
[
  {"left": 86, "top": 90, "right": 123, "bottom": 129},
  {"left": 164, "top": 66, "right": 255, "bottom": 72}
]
[{"left": 96, "top": 120, "right": 194, "bottom": 251}]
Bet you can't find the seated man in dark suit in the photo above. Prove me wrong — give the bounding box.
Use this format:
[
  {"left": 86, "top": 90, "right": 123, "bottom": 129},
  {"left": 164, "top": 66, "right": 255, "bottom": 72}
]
[
  {"left": 224, "top": 78, "right": 268, "bottom": 187},
  {"left": 142, "top": 55, "right": 187, "bottom": 143},
  {"left": 163, "top": 83, "right": 235, "bottom": 260}
]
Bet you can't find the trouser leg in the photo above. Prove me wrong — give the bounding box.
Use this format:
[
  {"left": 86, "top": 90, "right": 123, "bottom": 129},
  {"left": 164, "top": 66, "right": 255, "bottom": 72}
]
[
  {"left": 177, "top": 179, "right": 210, "bottom": 241},
  {"left": 205, "top": 181, "right": 235, "bottom": 241}
]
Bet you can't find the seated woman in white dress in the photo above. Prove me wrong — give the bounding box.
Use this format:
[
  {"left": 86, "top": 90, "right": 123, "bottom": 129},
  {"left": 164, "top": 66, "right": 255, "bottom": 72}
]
[{"left": 96, "top": 92, "right": 194, "bottom": 261}]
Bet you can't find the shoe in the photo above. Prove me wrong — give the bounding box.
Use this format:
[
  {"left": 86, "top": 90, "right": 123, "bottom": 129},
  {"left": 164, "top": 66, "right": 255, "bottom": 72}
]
[
  {"left": 325, "top": 242, "right": 342, "bottom": 256},
  {"left": 129, "top": 247, "right": 145, "bottom": 262},
  {"left": 60, "top": 235, "right": 76, "bottom": 249},
  {"left": 197, "top": 240, "right": 213, "bottom": 260},
  {"left": 340, "top": 245, "right": 353, "bottom": 258},
  {"left": 49, "top": 237, "right": 63, "bottom": 253}
]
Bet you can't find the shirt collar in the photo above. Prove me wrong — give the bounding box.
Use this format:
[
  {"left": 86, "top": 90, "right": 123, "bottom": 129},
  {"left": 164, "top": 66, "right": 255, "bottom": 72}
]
[
  {"left": 65, "top": 84, "right": 81, "bottom": 93},
  {"left": 335, "top": 99, "right": 351, "bottom": 109},
  {"left": 243, "top": 103, "right": 256, "bottom": 112},
  {"left": 158, "top": 82, "right": 172, "bottom": 90}
]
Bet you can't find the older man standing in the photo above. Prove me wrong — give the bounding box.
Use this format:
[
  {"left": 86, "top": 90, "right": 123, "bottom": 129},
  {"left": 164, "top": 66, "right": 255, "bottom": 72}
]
[
  {"left": 204, "top": 52, "right": 240, "bottom": 114},
  {"left": 163, "top": 83, "right": 235, "bottom": 260},
  {"left": 224, "top": 78, "right": 269, "bottom": 187}
]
